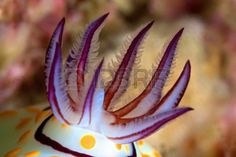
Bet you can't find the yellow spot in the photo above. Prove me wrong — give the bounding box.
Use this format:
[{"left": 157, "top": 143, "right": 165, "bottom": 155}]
[
  {"left": 141, "top": 154, "right": 150, "bottom": 157},
  {"left": 4, "top": 148, "right": 21, "bottom": 157},
  {"left": 153, "top": 150, "right": 162, "bottom": 157},
  {"left": 115, "top": 144, "right": 122, "bottom": 150},
  {"left": 51, "top": 116, "right": 57, "bottom": 123},
  {"left": 24, "top": 150, "right": 40, "bottom": 157},
  {"left": 0, "top": 110, "right": 17, "bottom": 118},
  {"left": 26, "top": 107, "right": 40, "bottom": 114},
  {"left": 124, "top": 145, "right": 130, "bottom": 153},
  {"left": 80, "top": 134, "right": 96, "bottom": 150},
  {"left": 61, "top": 123, "right": 68, "bottom": 128},
  {"left": 18, "top": 130, "right": 32, "bottom": 143},
  {"left": 137, "top": 140, "right": 144, "bottom": 146},
  {"left": 16, "top": 117, "right": 31, "bottom": 130},
  {"left": 35, "top": 110, "right": 51, "bottom": 123}
]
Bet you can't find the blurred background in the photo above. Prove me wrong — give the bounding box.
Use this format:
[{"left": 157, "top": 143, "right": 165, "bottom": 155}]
[{"left": 0, "top": 0, "right": 236, "bottom": 156}]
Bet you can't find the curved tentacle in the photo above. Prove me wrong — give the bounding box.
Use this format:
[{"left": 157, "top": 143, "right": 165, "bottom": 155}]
[
  {"left": 48, "top": 42, "right": 81, "bottom": 124},
  {"left": 78, "top": 59, "right": 104, "bottom": 126},
  {"left": 113, "top": 29, "right": 184, "bottom": 117},
  {"left": 45, "top": 18, "right": 65, "bottom": 92},
  {"left": 102, "top": 107, "right": 192, "bottom": 144},
  {"left": 65, "top": 13, "right": 109, "bottom": 103},
  {"left": 103, "top": 21, "right": 154, "bottom": 111},
  {"left": 144, "top": 60, "right": 191, "bottom": 115}
]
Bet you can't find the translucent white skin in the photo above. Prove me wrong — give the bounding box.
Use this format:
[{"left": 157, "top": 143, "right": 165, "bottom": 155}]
[{"left": 0, "top": 106, "right": 161, "bottom": 157}]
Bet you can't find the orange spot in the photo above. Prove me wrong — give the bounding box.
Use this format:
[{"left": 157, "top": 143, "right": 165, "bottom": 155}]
[
  {"left": 24, "top": 150, "right": 40, "bottom": 157},
  {"left": 0, "top": 110, "right": 17, "bottom": 118},
  {"left": 80, "top": 134, "right": 96, "bottom": 150},
  {"left": 115, "top": 144, "right": 122, "bottom": 150},
  {"left": 26, "top": 107, "right": 41, "bottom": 114},
  {"left": 4, "top": 148, "right": 21, "bottom": 157},
  {"left": 153, "top": 150, "right": 162, "bottom": 157},
  {"left": 18, "top": 130, "right": 31, "bottom": 143},
  {"left": 35, "top": 110, "right": 51, "bottom": 123},
  {"left": 16, "top": 117, "right": 31, "bottom": 130},
  {"left": 137, "top": 140, "right": 144, "bottom": 146}
]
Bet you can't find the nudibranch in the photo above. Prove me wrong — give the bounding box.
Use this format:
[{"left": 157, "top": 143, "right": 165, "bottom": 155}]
[{"left": 0, "top": 13, "right": 193, "bottom": 157}]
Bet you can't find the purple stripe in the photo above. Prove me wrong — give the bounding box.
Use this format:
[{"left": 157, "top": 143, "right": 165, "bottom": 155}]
[
  {"left": 108, "top": 107, "right": 192, "bottom": 142},
  {"left": 79, "top": 59, "right": 104, "bottom": 124},
  {"left": 104, "top": 21, "right": 154, "bottom": 109},
  {"left": 45, "top": 18, "right": 65, "bottom": 83},
  {"left": 48, "top": 43, "right": 70, "bottom": 124},
  {"left": 146, "top": 28, "right": 184, "bottom": 101},
  {"left": 146, "top": 60, "right": 191, "bottom": 115},
  {"left": 76, "top": 13, "right": 109, "bottom": 79}
]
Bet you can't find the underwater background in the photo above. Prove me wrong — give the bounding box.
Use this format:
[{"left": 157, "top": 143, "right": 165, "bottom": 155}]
[{"left": 0, "top": 0, "right": 235, "bottom": 157}]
